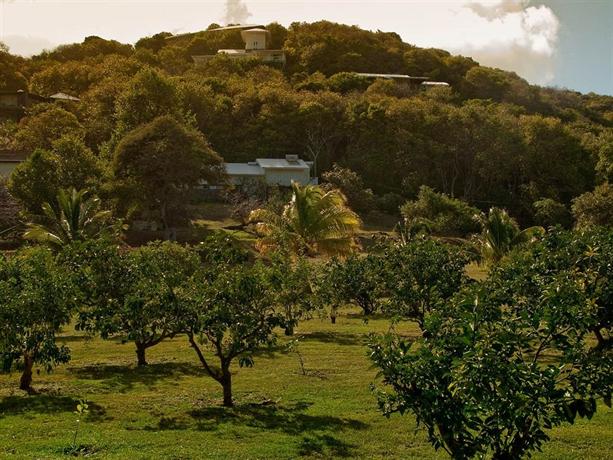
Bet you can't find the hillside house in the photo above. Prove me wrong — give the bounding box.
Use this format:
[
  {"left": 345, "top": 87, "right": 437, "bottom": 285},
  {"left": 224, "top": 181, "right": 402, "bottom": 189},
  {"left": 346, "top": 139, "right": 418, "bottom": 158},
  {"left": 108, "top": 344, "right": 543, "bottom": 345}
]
[
  {"left": 225, "top": 155, "right": 314, "bottom": 188},
  {"left": 192, "top": 25, "right": 286, "bottom": 66}
]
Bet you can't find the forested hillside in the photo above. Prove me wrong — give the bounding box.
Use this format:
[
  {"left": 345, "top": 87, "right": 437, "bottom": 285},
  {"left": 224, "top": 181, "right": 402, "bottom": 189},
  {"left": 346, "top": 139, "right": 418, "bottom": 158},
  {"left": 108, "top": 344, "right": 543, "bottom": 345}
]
[{"left": 2, "top": 21, "right": 612, "bottom": 224}]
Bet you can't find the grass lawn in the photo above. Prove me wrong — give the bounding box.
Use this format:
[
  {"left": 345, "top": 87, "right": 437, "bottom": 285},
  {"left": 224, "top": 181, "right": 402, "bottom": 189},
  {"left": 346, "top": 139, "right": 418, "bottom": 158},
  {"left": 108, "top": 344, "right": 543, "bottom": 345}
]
[{"left": 0, "top": 309, "right": 611, "bottom": 459}]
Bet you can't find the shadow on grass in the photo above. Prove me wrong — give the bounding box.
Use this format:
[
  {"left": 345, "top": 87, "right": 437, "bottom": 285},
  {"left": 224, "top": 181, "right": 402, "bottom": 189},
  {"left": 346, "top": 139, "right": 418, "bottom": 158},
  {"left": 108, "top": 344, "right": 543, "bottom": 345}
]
[
  {"left": 68, "top": 362, "right": 202, "bottom": 393},
  {"left": 187, "top": 401, "right": 368, "bottom": 457},
  {"left": 300, "top": 331, "right": 366, "bottom": 346},
  {"left": 0, "top": 395, "right": 106, "bottom": 421}
]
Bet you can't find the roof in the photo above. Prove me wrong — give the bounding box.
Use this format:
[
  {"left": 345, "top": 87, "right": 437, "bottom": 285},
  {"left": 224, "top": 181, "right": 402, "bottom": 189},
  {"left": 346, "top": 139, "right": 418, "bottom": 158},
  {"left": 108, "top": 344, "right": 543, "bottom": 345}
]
[
  {"left": 421, "top": 81, "right": 450, "bottom": 86},
  {"left": 355, "top": 73, "right": 430, "bottom": 82},
  {"left": 256, "top": 158, "right": 310, "bottom": 169},
  {"left": 225, "top": 163, "right": 264, "bottom": 176},
  {"left": 49, "top": 92, "right": 80, "bottom": 101},
  {"left": 242, "top": 28, "right": 268, "bottom": 34}
]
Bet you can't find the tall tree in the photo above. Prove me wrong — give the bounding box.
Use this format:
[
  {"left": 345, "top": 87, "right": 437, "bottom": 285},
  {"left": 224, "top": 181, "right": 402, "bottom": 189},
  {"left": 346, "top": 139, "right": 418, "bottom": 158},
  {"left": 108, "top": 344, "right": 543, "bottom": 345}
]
[{"left": 112, "top": 115, "right": 224, "bottom": 239}]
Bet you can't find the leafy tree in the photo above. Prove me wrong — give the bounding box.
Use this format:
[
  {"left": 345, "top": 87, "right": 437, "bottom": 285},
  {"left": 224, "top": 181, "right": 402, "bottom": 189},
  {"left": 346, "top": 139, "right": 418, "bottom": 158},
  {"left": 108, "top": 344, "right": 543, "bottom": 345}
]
[
  {"left": 0, "top": 47, "right": 28, "bottom": 91},
  {"left": 67, "top": 240, "right": 199, "bottom": 366},
  {"left": 475, "top": 207, "right": 544, "bottom": 264},
  {"left": 14, "top": 104, "right": 84, "bottom": 153},
  {"left": 23, "top": 188, "right": 115, "bottom": 249},
  {"left": 370, "top": 244, "right": 613, "bottom": 458},
  {"left": 112, "top": 115, "right": 224, "bottom": 238},
  {"left": 533, "top": 198, "right": 571, "bottom": 228},
  {"left": 322, "top": 253, "right": 384, "bottom": 316},
  {"left": 400, "top": 186, "right": 481, "bottom": 237},
  {"left": 493, "top": 228, "right": 613, "bottom": 350},
  {"left": 266, "top": 252, "right": 317, "bottom": 335},
  {"left": 179, "top": 263, "right": 284, "bottom": 406},
  {"left": 250, "top": 182, "right": 361, "bottom": 256},
  {"left": 113, "top": 68, "right": 183, "bottom": 135},
  {"left": 381, "top": 237, "right": 470, "bottom": 329},
  {"left": 326, "top": 72, "right": 370, "bottom": 94},
  {"left": 0, "top": 247, "right": 74, "bottom": 392},
  {"left": 8, "top": 149, "right": 62, "bottom": 215},
  {"left": 571, "top": 182, "right": 613, "bottom": 228},
  {"left": 8, "top": 135, "right": 103, "bottom": 214},
  {"left": 322, "top": 164, "right": 375, "bottom": 214}
]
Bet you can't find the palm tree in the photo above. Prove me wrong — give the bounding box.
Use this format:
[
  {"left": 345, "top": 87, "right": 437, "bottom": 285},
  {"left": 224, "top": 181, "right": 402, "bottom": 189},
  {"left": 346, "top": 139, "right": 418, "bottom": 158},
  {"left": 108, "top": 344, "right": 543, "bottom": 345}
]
[
  {"left": 476, "top": 207, "right": 544, "bottom": 264},
  {"left": 23, "top": 188, "right": 115, "bottom": 248},
  {"left": 249, "top": 182, "right": 361, "bottom": 256}
]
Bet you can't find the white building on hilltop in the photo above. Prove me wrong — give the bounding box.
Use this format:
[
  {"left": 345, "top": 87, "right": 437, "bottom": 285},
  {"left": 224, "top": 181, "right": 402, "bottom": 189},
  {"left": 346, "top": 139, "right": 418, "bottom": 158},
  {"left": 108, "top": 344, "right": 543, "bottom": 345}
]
[{"left": 192, "top": 25, "right": 286, "bottom": 66}]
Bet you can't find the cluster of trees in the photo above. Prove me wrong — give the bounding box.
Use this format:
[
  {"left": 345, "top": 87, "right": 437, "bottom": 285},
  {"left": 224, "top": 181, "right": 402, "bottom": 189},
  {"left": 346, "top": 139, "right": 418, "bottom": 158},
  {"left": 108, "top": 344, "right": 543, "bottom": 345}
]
[
  {"left": 2, "top": 21, "right": 612, "bottom": 231},
  {"left": 1, "top": 181, "right": 612, "bottom": 459}
]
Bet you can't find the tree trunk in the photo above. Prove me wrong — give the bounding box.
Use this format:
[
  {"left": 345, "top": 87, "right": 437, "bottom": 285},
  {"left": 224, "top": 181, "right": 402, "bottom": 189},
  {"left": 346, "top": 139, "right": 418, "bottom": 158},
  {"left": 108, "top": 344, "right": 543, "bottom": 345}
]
[
  {"left": 221, "top": 368, "right": 233, "bottom": 407},
  {"left": 284, "top": 324, "right": 294, "bottom": 336},
  {"left": 330, "top": 314, "right": 336, "bottom": 324},
  {"left": 20, "top": 354, "right": 34, "bottom": 393},
  {"left": 136, "top": 342, "right": 148, "bottom": 366}
]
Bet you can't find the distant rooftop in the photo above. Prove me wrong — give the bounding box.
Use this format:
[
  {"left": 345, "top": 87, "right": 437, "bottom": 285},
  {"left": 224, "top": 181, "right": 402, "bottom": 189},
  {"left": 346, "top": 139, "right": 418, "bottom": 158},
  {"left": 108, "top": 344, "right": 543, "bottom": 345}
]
[
  {"left": 256, "top": 157, "right": 310, "bottom": 169},
  {"left": 225, "top": 163, "right": 263, "bottom": 176},
  {"left": 421, "top": 81, "right": 450, "bottom": 87},
  {"left": 355, "top": 73, "right": 430, "bottom": 82},
  {"left": 49, "top": 92, "right": 80, "bottom": 102}
]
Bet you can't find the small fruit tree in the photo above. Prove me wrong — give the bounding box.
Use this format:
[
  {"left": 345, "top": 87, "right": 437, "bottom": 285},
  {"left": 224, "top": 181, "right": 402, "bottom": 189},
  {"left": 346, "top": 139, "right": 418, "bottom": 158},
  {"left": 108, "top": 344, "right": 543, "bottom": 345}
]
[{"left": 0, "top": 247, "right": 74, "bottom": 392}]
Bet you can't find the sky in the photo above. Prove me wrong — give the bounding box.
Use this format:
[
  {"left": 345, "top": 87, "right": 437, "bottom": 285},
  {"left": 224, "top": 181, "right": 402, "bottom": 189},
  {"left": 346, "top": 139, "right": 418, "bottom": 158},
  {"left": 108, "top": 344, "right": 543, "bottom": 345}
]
[{"left": 0, "top": 1, "right": 611, "bottom": 95}]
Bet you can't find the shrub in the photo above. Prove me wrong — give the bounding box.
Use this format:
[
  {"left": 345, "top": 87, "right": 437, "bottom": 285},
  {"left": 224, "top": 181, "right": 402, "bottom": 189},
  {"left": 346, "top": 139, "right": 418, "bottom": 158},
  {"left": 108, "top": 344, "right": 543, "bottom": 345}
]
[{"left": 400, "top": 186, "right": 481, "bottom": 237}]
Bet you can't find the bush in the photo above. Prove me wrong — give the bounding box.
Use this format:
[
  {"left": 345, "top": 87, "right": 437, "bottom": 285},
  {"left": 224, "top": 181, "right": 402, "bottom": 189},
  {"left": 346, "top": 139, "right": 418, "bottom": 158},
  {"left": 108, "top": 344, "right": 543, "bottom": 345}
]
[
  {"left": 400, "top": 186, "right": 481, "bottom": 237},
  {"left": 533, "top": 198, "right": 571, "bottom": 228},
  {"left": 322, "top": 164, "right": 375, "bottom": 214}
]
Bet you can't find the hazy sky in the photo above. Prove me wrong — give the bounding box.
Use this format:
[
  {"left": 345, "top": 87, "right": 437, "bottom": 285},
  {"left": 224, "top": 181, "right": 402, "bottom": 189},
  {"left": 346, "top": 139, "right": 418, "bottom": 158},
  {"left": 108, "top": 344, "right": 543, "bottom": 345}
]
[{"left": 1, "top": 1, "right": 611, "bottom": 95}]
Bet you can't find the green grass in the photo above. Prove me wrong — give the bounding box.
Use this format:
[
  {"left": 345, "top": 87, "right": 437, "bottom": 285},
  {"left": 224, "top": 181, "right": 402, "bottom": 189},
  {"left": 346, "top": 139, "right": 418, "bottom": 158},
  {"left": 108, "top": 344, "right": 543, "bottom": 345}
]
[{"left": 1, "top": 310, "right": 611, "bottom": 459}]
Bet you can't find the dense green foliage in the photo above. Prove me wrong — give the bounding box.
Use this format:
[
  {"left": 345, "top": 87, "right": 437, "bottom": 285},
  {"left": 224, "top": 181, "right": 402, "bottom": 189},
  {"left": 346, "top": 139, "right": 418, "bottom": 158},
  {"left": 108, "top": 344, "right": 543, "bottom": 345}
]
[
  {"left": 2, "top": 21, "right": 612, "bottom": 227},
  {"left": 370, "top": 229, "right": 613, "bottom": 459}
]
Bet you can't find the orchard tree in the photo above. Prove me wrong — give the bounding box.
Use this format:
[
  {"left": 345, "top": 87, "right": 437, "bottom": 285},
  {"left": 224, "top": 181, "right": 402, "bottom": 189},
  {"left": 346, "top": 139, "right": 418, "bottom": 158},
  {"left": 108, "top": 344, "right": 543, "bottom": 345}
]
[
  {"left": 112, "top": 115, "right": 224, "bottom": 239},
  {"left": 179, "top": 263, "right": 284, "bottom": 406},
  {"left": 381, "top": 237, "right": 470, "bottom": 329},
  {"left": 66, "top": 240, "right": 199, "bottom": 366},
  {"left": 0, "top": 248, "right": 74, "bottom": 392},
  {"left": 266, "top": 252, "right": 317, "bottom": 335},
  {"left": 322, "top": 253, "right": 384, "bottom": 317},
  {"left": 370, "top": 231, "right": 613, "bottom": 459}
]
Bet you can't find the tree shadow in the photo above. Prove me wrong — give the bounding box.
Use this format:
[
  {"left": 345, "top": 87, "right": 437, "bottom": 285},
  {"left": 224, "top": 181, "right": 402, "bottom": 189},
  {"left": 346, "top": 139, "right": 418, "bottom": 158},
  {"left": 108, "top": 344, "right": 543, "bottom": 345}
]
[
  {"left": 300, "top": 331, "right": 366, "bottom": 346},
  {"left": 0, "top": 394, "right": 106, "bottom": 421},
  {"left": 68, "top": 362, "right": 203, "bottom": 393},
  {"left": 187, "top": 400, "right": 367, "bottom": 457}
]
